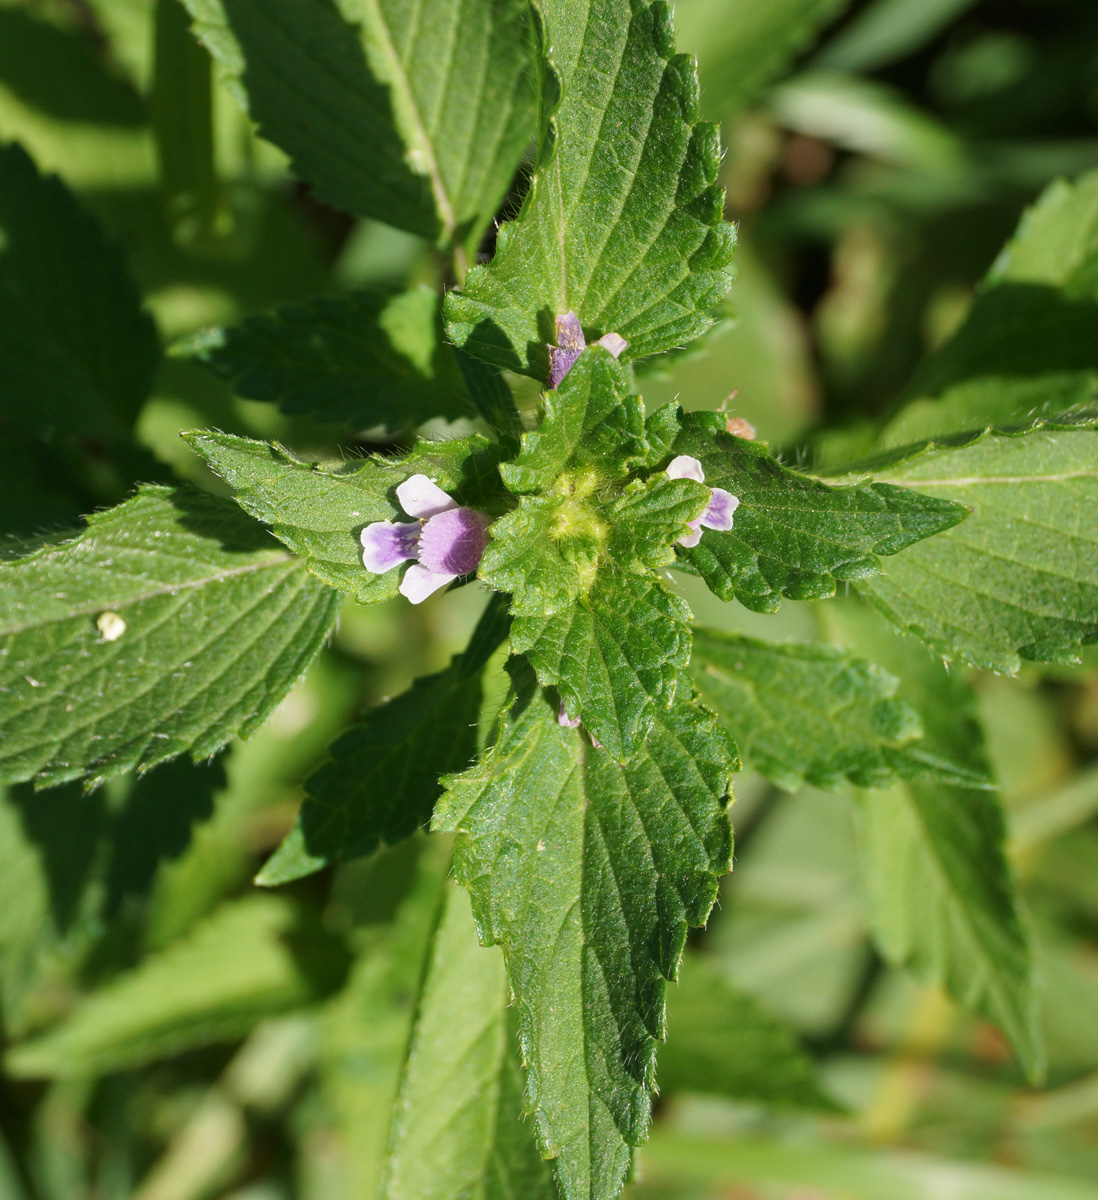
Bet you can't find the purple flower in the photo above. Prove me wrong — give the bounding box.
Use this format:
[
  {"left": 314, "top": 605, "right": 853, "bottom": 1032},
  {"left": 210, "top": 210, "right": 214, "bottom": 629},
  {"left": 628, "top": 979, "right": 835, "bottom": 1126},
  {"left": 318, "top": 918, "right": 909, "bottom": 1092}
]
[
  {"left": 665, "top": 454, "right": 739, "bottom": 548},
  {"left": 547, "top": 310, "right": 628, "bottom": 389},
  {"left": 360, "top": 474, "right": 491, "bottom": 604}
]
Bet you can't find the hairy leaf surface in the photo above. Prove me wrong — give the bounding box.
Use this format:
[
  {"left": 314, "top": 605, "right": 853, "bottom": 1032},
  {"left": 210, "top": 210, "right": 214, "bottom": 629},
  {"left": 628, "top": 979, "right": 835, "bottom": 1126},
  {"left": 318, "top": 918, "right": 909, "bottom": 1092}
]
[
  {"left": 260, "top": 596, "right": 510, "bottom": 885},
  {"left": 186, "top": 431, "right": 506, "bottom": 603},
  {"left": 434, "top": 663, "right": 735, "bottom": 1200},
  {"left": 0, "top": 487, "right": 340, "bottom": 789},
  {"left": 382, "top": 883, "right": 555, "bottom": 1200},
  {"left": 669, "top": 411, "right": 968, "bottom": 612},
  {"left": 181, "top": 0, "right": 535, "bottom": 248},
  {"left": 690, "top": 629, "right": 992, "bottom": 791},
  {"left": 857, "top": 420, "right": 1098, "bottom": 671},
  {"left": 446, "top": 0, "right": 736, "bottom": 376},
  {"left": 181, "top": 286, "right": 474, "bottom": 431},
  {"left": 0, "top": 141, "right": 158, "bottom": 436},
  {"left": 511, "top": 572, "right": 694, "bottom": 761}
]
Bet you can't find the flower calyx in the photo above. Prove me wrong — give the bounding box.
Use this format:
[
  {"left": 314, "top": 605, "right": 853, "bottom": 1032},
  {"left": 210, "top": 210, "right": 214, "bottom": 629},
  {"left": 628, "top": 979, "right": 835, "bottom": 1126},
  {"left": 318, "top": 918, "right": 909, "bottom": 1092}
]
[{"left": 547, "top": 310, "right": 628, "bottom": 389}]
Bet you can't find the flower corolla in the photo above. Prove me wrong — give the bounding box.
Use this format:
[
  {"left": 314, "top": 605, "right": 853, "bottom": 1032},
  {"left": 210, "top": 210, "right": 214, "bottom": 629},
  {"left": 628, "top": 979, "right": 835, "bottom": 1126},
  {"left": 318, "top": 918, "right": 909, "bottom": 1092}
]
[
  {"left": 361, "top": 474, "right": 490, "bottom": 604},
  {"left": 665, "top": 455, "right": 739, "bottom": 548},
  {"left": 548, "top": 311, "right": 628, "bottom": 389}
]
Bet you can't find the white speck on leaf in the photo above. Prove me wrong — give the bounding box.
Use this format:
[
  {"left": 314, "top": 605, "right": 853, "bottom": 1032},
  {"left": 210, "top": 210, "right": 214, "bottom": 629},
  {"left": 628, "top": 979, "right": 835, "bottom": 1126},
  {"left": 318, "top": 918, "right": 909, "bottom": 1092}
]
[{"left": 97, "top": 612, "right": 127, "bottom": 641}]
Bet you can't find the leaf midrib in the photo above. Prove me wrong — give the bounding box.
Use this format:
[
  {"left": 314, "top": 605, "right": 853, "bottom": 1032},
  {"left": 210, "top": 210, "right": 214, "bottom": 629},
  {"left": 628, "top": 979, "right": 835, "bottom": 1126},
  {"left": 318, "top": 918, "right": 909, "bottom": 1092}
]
[{"left": 359, "top": 0, "right": 457, "bottom": 240}]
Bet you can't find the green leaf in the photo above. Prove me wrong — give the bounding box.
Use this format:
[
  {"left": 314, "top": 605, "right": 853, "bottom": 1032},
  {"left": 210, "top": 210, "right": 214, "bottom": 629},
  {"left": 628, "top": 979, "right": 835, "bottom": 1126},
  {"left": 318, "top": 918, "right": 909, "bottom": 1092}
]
[
  {"left": 0, "top": 141, "right": 158, "bottom": 436},
  {"left": 258, "top": 595, "right": 510, "bottom": 885},
  {"left": 881, "top": 170, "right": 1098, "bottom": 448},
  {"left": 152, "top": 0, "right": 225, "bottom": 250},
  {"left": 320, "top": 840, "right": 452, "bottom": 1198},
  {"left": 382, "top": 883, "right": 555, "bottom": 1200},
  {"left": 500, "top": 350, "right": 647, "bottom": 494},
  {"left": 856, "top": 419, "right": 1098, "bottom": 671},
  {"left": 669, "top": 410, "right": 968, "bottom": 613},
  {"left": 180, "top": 285, "right": 475, "bottom": 431},
  {"left": 180, "top": 0, "right": 535, "bottom": 249},
  {"left": 660, "top": 954, "right": 834, "bottom": 1110},
  {"left": 185, "top": 431, "right": 506, "bottom": 604},
  {"left": 445, "top": 0, "right": 736, "bottom": 377},
  {"left": 0, "top": 486, "right": 341, "bottom": 789},
  {"left": 674, "top": 0, "right": 851, "bottom": 120},
  {"left": 434, "top": 661, "right": 735, "bottom": 1200},
  {"left": 815, "top": 599, "right": 1044, "bottom": 1080},
  {"left": 511, "top": 571, "right": 695, "bottom": 761},
  {"left": 856, "top": 781, "right": 1044, "bottom": 1080},
  {"left": 690, "top": 628, "right": 992, "bottom": 792},
  {"left": 5, "top": 895, "right": 348, "bottom": 1078}
]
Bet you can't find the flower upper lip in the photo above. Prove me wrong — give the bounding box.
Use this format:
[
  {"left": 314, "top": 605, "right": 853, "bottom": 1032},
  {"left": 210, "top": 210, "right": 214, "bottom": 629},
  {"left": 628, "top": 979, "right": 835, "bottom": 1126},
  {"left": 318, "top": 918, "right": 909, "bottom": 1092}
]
[{"left": 360, "top": 474, "right": 491, "bottom": 604}]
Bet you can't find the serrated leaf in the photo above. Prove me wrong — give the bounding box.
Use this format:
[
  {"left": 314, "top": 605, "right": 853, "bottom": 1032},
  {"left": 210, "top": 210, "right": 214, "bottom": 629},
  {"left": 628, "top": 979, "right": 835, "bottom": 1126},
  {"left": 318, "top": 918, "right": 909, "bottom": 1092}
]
[
  {"left": 434, "top": 662, "right": 734, "bottom": 1200},
  {"left": 5, "top": 895, "right": 347, "bottom": 1078},
  {"left": 0, "top": 141, "right": 158, "bottom": 436},
  {"left": 180, "top": 286, "right": 475, "bottom": 431},
  {"left": 501, "top": 349, "right": 647, "bottom": 493},
  {"left": 856, "top": 420, "right": 1098, "bottom": 671},
  {"left": 512, "top": 572, "right": 695, "bottom": 761},
  {"left": 668, "top": 410, "right": 968, "bottom": 612},
  {"left": 445, "top": 0, "right": 735, "bottom": 377},
  {"left": 0, "top": 486, "right": 340, "bottom": 789},
  {"left": 181, "top": 0, "right": 535, "bottom": 249},
  {"left": 690, "top": 628, "right": 992, "bottom": 792},
  {"left": 881, "top": 169, "right": 1098, "bottom": 448},
  {"left": 382, "top": 883, "right": 555, "bottom": 1200},
  {"left": 479, "top": 352, "right": 708, "bottom": 637},
  {"left": 660, "top": 954, "right": 834, "bottom": 1110},
  {"left": 185, "top": 431, "right": 506, "bottom": 603},
  {"left": 259, "top": 595, "right": 510, "bottom": 885}
]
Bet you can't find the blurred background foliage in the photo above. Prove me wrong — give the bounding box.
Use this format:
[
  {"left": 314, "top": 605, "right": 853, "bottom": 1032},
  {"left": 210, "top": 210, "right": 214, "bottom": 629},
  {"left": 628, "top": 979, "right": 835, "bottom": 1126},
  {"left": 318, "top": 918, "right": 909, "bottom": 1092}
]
[{"left": 2, "top": 0, "right": 1098, "bottom": 1196}]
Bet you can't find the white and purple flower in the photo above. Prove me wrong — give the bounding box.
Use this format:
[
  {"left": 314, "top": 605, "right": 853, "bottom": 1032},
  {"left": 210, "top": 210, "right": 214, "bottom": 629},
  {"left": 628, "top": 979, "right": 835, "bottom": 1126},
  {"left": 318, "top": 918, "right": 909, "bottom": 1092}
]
[
  {"left": 548, "top": 310, "right": 628, "bottom": 389},
  {"left": 665, "top": 455, "right": 739, "bottom": 548},
  {"left": 361, "top": 474, "right": 491, "bottom": 604}
]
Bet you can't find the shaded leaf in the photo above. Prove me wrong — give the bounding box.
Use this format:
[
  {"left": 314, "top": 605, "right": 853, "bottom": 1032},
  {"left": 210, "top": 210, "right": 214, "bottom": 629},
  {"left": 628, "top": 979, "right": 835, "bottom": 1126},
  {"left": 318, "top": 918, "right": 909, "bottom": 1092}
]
[
  {"left": 259, "top": 595, "right": 510, "bottom": 885},
  {"left": 434, "top": 661, "right": 734, "bottom": 1200},
  {"left": 881, "top": 169, "right": 1098, "bottom": 447},
  {"left": 674, "top": 0, "right": 851, "bottom": 120},
  {"left": 382, "top": 883, "right": 555, "bottom": 1200},
  {"left": 817, "top": 600, "right": 1044, "bottom": 1081},
  {"left": 0, "top": 487, "right": 340, "bottom": 789},
  {"left": 181, "top": 285, "right": 475, "bottom": 431},
  {"left": 5, "top": 895, "right": 348, "bottom": 1078},
  {"left": 660, "top": 954, "right": 834, "bottom": 1110},
  {"left": 446, "top": 0, "right": 735, "bottom": 376},
  {"left": 0, "top": 141, "right": 157, "bottom": 436},
  {"left": 690, "top": 628, "right": 992, "bottom": 792},
  {"left": 181, "top": 0, "right": 535, "bottom": 248}
]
